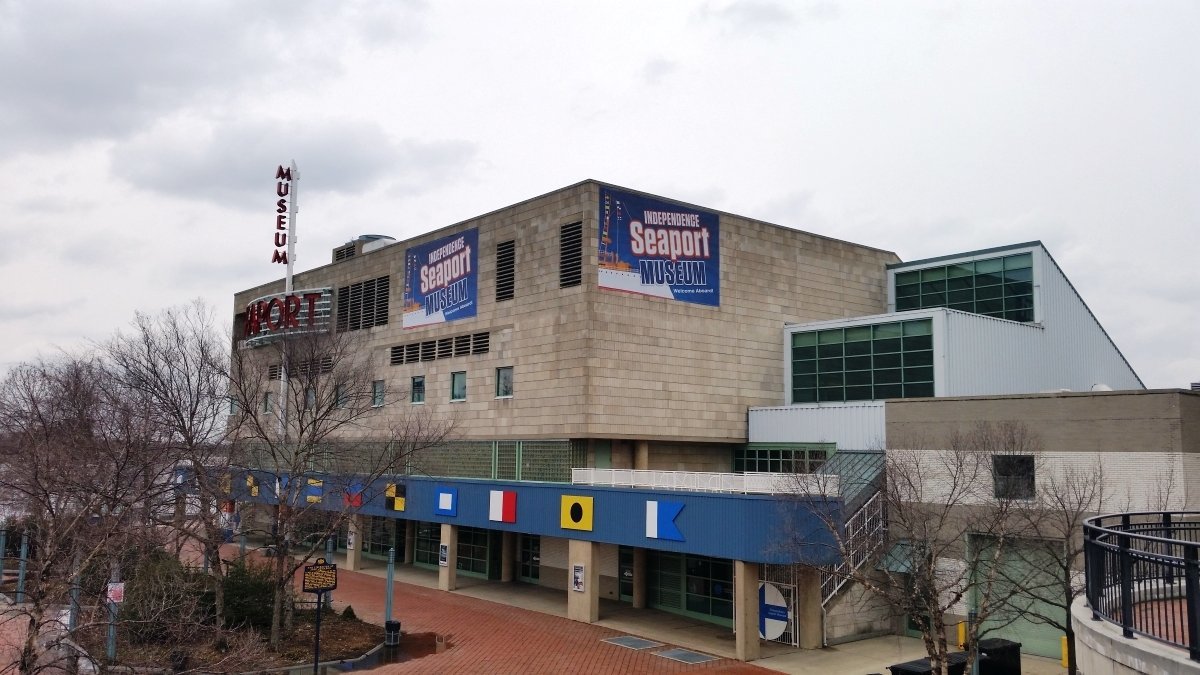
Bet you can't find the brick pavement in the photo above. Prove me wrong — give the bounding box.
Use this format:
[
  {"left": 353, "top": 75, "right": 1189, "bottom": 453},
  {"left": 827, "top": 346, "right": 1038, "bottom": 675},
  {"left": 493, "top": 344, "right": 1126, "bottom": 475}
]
[{"left": 322, "top": 566, "right": 772, "bottom": 675}]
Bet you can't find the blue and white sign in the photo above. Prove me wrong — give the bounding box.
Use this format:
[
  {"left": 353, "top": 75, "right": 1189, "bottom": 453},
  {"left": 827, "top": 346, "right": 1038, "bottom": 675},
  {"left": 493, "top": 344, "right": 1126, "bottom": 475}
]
[
  {"left": 758, "top": 582, "right": 790, "bottom": 640},
  {"left": 598, "top": 188, "right": 720, "bottom": 307},
  {"left": 645, "top": 500, "right": 685, "bottom": 541},
  {"left": 434, "top": 487, "right": 458, "bottom": 516},
  {"left": 403, "top": 229, "right": 478, "bottom": 329}
]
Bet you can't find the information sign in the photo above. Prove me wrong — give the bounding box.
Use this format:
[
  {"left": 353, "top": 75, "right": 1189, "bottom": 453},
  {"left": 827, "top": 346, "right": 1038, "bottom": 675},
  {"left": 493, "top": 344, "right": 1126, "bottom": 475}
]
[{"left": 302, "top": 558, "right": 338, "bottom": 593}]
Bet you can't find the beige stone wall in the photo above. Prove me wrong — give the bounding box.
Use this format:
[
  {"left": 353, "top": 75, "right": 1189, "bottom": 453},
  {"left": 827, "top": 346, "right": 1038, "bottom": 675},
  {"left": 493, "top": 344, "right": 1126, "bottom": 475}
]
[
  {"left": 234, "top": 180, "right": 898, "bottom": 445},
  {"left": 886, "top": 389, "right": 1199, "bottom": 454}
]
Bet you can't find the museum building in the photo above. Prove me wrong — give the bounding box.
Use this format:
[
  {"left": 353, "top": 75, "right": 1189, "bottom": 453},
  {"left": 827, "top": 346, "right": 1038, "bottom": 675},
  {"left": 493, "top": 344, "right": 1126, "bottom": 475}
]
[{"left": 230, "top": 179, "right": 1159, "bottom": 661}]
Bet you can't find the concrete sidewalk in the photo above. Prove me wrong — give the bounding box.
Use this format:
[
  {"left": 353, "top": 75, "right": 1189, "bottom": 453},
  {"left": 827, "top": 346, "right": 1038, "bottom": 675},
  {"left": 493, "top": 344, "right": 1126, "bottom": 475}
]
[{"left": 270, "top": 548, "right": 1066, "bottom": 674}]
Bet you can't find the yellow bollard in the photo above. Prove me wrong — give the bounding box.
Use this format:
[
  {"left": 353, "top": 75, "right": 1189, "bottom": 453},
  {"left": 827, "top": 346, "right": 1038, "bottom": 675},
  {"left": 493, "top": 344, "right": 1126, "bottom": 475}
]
[
  {"left": 958, "top": 621, "right": 967, "bottom": 649},
  {"left": 1061, "top": 635, "right": 1069, "bottom": 667}
]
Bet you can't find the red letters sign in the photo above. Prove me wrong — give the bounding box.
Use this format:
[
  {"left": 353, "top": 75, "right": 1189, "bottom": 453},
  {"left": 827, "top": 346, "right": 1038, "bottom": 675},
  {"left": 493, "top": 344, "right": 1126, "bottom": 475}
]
[
  {"left": 242, "top": 288, "right": 332, "bottom": 346},
  {"left": 273, "top": 165, "right": 293, "bottom": 264}
]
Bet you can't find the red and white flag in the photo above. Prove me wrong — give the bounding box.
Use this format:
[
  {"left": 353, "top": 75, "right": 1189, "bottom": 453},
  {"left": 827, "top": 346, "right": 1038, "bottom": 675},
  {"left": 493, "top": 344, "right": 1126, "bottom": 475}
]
[{"left": 489, "top": 490, "right": 517, "bottom": 523}]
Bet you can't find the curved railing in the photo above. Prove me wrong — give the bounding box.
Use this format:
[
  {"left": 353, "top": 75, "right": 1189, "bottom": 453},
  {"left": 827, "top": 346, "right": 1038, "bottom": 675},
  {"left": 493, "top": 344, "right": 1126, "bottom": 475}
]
[{"left": 1083, "top": 511, "right": 1200, "bottom": 661}]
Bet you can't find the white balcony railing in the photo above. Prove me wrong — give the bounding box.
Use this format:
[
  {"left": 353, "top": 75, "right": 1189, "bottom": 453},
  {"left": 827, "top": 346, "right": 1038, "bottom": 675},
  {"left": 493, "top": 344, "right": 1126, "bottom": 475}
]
[{"left": 571, "top": 468, "right": 837, "bottom": 496}]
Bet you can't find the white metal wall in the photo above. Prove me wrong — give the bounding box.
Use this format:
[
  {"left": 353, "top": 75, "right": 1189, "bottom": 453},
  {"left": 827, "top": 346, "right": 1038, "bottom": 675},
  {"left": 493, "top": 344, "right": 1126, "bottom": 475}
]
[{"left": 749, "top": 402, "right": 885, "bottom": 450}]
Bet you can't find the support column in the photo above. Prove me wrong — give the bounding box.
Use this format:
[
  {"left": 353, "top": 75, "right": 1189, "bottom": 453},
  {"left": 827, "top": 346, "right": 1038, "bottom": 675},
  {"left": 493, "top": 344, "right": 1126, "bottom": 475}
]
[
  {"left": 438, "top": 523, "right": 458, "bottom": 591},
  {"left": 500, "top": 531, "right": 517, "bottom": 582},
  {"left": 567, "top": 539, "right": 599, "bottom": 622},
  {"left": 632, "top": 548, "right": 647, "bottom": 609},
  {"left": 634, "top": 440, "right": 650, "bottom": 471},
  {"left": 403, "top": 520, "right": 416, "bottom": 565},
  {"left": 344, "top": 515, "right": 364, "bottom": 571},
  {"left": 734, "top": 560, "right": 761, "bottom": 662},
  {"left": 796, "top": 566, "right": 823, "bottom": 649}
]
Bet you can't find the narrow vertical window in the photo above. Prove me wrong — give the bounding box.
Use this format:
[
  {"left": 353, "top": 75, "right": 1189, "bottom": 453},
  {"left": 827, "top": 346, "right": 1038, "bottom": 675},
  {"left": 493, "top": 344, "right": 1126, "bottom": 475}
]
[
  {"left": 411, "top": 376, "right": 425, "bottom": 404},
  {"left": 496, "top": 240, "right": 516, "bottom": 301},
  {"left": 371, "top": 380, "right": 385, "bottom": 407},
  {"left": 560, "top": 222, "right": 582, "bottom": 288},
  {"left": 263, "top": 391, "right": 274, "bottom": 414},
  {"left": 335, "top": 385, "right": 348, "bottom": 409},
  {"left": 304, "top": 387, "right": 316, "bottom": 410},
  {"left": 496, "top": 367, "right": 513, "bottom": 398},
  {"left": 450, "top": 372, "right": 467, "bottom": 401},
  {"left": 229, "top": 397, "right": 239, "bottom": 415}
]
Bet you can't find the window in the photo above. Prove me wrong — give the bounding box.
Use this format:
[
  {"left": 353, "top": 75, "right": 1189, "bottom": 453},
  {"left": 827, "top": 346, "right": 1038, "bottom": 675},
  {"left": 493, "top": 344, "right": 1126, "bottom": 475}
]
[
  {"left": 304, "top": 387, "right": 316, "bottom": 410},
  {"left": 496, "top": 367, "right": 513, "bottom": 398},
  {"left": 993, "top": 455, "right": 1035, "bottom": 499},
  {"left": 450, "top": 372, "right": 466, "bottom": 401},
  {"left": 560, "top": 222, "right": 582, "bottom": 288},
  {"left": 496, "top": 240, "right": 515, "bottom": 301},
  {"left": 791, "top": 319, "right": 934, "bottom": 403},
  {"left": 734, "top": 444, "right": 832, "bottom": 473},
  {"left": 228, "top": 397, "right": 239, "bottom": 415},
  {"left": 263, "top": 391, "right": 274, "bottom": 414},
  {"left": 894, "top": 252, "right": 1034, "bottom": 322},
  {"left": 371, "top": 380, "right": 385, "bottom": 407},
  {"left": 411, "top": 376, "right": 425, "bottom": 404},
  {"left": 336, "top": 275, "right": 390, "bottom": 331},
  {"left": 335, "top": 385, "right": 348, "bottom": 409}
]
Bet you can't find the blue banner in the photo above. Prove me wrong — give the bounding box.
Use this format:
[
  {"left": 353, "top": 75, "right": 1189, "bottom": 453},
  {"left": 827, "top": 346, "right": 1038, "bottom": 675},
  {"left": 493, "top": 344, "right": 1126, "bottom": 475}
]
[
  {"left": 403, "top": 229, "right": 478, "bottom": 328},
  {"left": 598, "top": 188, "right": 719, "bottom": 306}
]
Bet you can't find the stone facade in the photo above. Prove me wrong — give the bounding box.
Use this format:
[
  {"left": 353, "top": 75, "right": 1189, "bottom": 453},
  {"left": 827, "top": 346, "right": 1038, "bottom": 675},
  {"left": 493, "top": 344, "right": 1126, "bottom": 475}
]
[{"left": 234, "top": 180, "right": 899, "bottom": 447}]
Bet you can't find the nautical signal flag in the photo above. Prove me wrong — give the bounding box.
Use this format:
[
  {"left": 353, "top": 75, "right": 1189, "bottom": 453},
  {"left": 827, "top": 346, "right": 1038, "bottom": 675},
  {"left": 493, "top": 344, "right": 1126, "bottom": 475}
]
[
  {"left": 385, "top": 483, "right": 406, "bottom": 512},
  {"left": 560, "top": 495, "right": 594, "bottom": 531},
  {"left": 245, "top": 475, "right": 259, "bottom": 497},
  {"left": 435, "top": 487, "right": 458, "bottom": 516},
  {"left": 489, "top": 490, "right": 517, "bottom": 523},
  {"left": 343, "top": 482, "right": 364, "bottom": 508},
  {"left": 305, "top": 478, "right": 323, "bottom": 504},
  {"left": 646, "top": 500, "right": 685, "bottom": 541}
]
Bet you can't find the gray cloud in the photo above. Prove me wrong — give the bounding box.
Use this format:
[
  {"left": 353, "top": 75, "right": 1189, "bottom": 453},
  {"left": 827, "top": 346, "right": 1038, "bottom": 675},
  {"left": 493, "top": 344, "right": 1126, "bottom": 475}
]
[
  {"left": 0, "top": 1, "right": 426, "bottom": 154},
  {"left": 697, "top": 1, "right": 795, "bottom": 32},
  {"left": 642, "top": 58, "right": 679, "bottom": 85},
  {"left": 109, "top": 118, "right": 476, "bottom": 207}
]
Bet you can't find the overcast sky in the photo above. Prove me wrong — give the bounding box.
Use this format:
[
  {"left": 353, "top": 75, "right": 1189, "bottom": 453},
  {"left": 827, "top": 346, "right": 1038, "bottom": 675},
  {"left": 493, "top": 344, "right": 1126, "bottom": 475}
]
[{"left": 1, "top": 1, "right": 1196, "bottom": 388}]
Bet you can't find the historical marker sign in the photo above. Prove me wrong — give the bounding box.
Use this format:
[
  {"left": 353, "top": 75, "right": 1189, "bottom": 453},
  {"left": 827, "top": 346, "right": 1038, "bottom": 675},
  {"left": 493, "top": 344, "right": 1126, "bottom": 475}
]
[{"left": 303, "top": 558, "right": 338, "bottom": 593}]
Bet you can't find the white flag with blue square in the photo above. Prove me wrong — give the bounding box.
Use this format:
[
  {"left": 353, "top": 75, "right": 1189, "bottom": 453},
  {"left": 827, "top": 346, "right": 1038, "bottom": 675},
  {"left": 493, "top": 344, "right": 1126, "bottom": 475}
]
[{"left": 645, "top": 500, "right": 685, "bottom": 541}]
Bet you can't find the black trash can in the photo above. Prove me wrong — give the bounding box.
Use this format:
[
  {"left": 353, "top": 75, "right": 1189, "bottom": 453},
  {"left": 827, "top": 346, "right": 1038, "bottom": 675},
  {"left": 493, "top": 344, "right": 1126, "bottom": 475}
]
[
  {"left": 888, "top": 650, "right": 970, "bottom": 675},
  {"left": 978, "top": 638, "right": 1022, "bottom": 675},
  {"left": 384, "top": 620, "right": 401, "bottom": 646}
]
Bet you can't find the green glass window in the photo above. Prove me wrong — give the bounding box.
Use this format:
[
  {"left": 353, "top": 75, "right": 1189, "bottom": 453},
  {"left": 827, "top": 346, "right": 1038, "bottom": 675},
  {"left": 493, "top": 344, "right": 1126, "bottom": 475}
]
[
  {"left": 893, "top": 252, "right": 1034, "bottom": 322},
  {"left": 734, "top": 444, "right": 833, "bottom": 473},
  {"left": 791, "top": 319, "right": 934, "bottom": 403},
  {"left": 450, "top": 371, "right": 466, "bottom": 401}
]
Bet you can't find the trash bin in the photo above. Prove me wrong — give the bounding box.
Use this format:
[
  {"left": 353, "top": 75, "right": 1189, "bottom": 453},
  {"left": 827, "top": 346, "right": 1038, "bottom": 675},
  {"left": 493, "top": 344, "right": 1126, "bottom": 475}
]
[
  {"left": 384, "top": 620, "right": 401, "bottom": 646},
  {"left": 888, "top": 651, "right": 970, "bottom": 675},
  {"left": 978, "top": 638, "right": 1021, "bottom": 675}
]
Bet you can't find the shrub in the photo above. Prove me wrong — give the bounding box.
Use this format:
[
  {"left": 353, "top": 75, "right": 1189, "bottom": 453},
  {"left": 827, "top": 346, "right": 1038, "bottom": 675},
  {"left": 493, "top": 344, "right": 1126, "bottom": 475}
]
[
  {"left": 222, "top": 560, "right": 275, "bottom": 631},
  {"left": 341, "top": 605, "right": 357, "bottom": 621}
]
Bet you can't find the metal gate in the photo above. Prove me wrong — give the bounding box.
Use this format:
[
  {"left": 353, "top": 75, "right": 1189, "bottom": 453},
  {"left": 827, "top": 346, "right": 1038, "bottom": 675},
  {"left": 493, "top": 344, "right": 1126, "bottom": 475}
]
[{"left": 762, "top": 564, "right": 800, "bottom": 647}]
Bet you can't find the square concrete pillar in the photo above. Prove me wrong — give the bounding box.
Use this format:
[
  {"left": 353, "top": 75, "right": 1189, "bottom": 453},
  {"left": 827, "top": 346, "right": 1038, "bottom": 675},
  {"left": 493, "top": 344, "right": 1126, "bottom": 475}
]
[
  {"left": 796, "top": 566, "right": 823, "bottom": 649},
  {"left": 438, "top": 523, "right": 458, "bottom": 591},
  {"left": 734, "top": 560, "right": 761, "bottom": 662},
  {"left": 634, "top": 440, "right": 650, "bottom": 470},
  {"left": 500, "top": 531, "right": 517, "bottom": 582},
  {"left": 567, "top": 539, "right": 599, "bottom": 622},
  {"left": 344, "top": 514, "right": 364, "bottom": 571},
  {"left": 403, "top": 520, "right": 416, "bottom": 564},
  {"left": 632, "top": 548, "right": 647, "bottom": 609}
]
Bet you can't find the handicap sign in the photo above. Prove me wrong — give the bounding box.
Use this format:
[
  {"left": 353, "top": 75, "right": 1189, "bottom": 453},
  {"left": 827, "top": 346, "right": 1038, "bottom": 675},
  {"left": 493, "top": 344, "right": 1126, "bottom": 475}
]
[{"left": 758, "top": 582, "right": 790, "bottom": 640}]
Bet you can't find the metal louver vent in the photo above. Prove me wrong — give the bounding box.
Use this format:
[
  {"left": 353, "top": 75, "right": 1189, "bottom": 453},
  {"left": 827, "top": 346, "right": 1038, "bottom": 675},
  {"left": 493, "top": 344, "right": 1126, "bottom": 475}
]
[{"left": 560, "top": 222, "right": 582, "bottom": 288}]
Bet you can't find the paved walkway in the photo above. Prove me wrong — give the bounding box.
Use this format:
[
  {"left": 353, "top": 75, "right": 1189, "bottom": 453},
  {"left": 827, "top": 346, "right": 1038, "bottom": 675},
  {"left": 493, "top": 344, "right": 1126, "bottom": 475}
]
[{"left": 255, "top": 548, "right": 1067, "bottom": 675}]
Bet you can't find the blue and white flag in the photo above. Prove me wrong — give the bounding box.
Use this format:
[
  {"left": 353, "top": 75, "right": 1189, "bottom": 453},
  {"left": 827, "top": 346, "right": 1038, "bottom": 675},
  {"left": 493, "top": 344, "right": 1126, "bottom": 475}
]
[{"left": 645, "top": 500, "right": 685, "bottom": 541}]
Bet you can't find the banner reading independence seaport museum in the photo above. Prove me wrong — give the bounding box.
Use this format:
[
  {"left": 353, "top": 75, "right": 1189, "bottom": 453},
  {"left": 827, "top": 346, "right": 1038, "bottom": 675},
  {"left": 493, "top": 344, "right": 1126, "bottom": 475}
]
[
  {"left": 403, "top": 228, "right": 478, "bottom": 329},
  {"left": 598, "top": 188, "right": 719, "bottom": 307}
]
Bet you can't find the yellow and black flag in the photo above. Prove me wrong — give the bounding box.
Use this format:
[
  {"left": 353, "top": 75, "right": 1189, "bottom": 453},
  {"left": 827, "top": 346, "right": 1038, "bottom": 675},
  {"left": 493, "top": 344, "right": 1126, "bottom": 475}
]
[
  {"left": 385, "top": 483, "right": 406, "bottom": 512},
  {"left": 245, "top": 475, "right": 259, "bottom": 497},
  {"left": 560, "top": 495, "right": 594, "bottom": 531}
]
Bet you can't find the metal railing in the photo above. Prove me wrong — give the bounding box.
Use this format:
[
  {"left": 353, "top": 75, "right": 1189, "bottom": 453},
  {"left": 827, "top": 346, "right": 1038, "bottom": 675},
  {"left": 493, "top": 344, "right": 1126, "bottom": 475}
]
[
  {"left": 570, "top": 468, "right": 837, "bottom": 495},
  {"left": 1083, "top": 511, "right": 1200, "bottom": 661},
  {"left": 821, "top": 488, "right": 886, "bottom": 605}
]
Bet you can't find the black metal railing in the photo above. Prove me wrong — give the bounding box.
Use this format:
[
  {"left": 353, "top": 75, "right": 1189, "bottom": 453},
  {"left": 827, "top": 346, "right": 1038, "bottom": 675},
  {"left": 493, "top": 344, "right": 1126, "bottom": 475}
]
[{"left": 1084, "top": 511, "right": 1200, "bottom": 661}]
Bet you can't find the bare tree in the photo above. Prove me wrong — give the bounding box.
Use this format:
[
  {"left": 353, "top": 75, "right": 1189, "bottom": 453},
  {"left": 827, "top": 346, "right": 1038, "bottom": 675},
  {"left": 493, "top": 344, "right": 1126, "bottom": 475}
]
[
  {"left": 0, "top": 354, "right": 175, "bottom": 675},
  {"left": 227, "top": 328, "right": 454, "bottom": 648},
  {"left": 103, "top": 301, "right": 238, "bottom": 630},
  {"left": 791, "top": 422, "right": 1040, "bottom": 675}
]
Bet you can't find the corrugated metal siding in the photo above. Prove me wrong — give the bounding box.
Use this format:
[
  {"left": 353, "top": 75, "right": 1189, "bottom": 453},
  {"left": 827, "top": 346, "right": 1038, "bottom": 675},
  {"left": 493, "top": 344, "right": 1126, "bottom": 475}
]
[
  {"left": 940, "top": 246, "right": 1142, "bottom": 394},
  {"left": 749, "top": 402, "right": 886, "bottom": 450}
]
